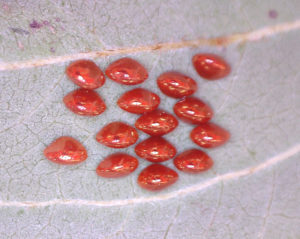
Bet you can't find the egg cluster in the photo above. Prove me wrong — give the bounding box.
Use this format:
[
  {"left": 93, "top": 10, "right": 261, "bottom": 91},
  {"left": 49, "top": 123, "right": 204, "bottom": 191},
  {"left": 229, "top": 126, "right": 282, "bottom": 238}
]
[{"left": 44, "top": 54, "right": 231, "bottom": 191}]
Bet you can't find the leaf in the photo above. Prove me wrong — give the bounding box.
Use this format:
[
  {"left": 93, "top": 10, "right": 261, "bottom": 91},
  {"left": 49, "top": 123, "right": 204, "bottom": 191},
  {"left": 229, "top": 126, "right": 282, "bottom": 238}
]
[{"left": 0, "top": 1, "right": 300, "bottom": 238}]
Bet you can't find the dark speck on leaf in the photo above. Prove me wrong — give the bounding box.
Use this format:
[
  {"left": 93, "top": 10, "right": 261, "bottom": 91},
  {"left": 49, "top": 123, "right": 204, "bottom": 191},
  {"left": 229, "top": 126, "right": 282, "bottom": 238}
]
[
  {"left": 17, "top": 209, "right": 24, "bottom": 215},
  {"left": 268, "top": 10, "right": 278, "bottom": 19},
  {"left": 10, "top": 27, "right": 29, "bottom": 35},
  {"left": 50, "top": 47, "right": 55, "bottom": 53},
  {"left": 30, "top": 20, "right": 43, "bottom": 29}
]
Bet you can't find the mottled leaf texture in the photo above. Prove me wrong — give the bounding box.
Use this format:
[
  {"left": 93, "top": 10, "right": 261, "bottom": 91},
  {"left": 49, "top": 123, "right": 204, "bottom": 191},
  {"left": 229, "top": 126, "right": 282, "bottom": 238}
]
[{"left": 0, "top": 1, "right": 300, "bottom": 239}]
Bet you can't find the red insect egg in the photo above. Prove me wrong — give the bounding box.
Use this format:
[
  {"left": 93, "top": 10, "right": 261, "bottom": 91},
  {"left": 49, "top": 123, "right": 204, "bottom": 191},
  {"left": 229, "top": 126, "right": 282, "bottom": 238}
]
[
  {"left": 105, "top": 57, "right": 148, "bottom": 85},
  {"left": 63, "top": 89, "right": 106, "bottom": 116},
  {"left": 190, "top": 122, "right": 230, "bottom": 148},
  {"left": 117, "top": 88, "right": 160, "bottom": 114},
  {"left": 66, "top": 60, "right": 105, "bottom": 89},
  {"left": 192, "top": 54, "right": 230, "bottom": 80},
  {"left": 44, "top": 136, "right": 87, "bottom": 165},
  {"left": 138, "top": 164, "right": 178, "bottom": 191},
  {"left": 157, "top": 71, "right": 197, "bottom": 98},
  {"left": 135, "top": 109, "right": 178, "bottom": 136},
  {"left": 135, "top": 136, "right": 177, "bottom": 163},
  {"left": 96, "top": 121, "right": 138, "bottom": 148},
  {"left": 96, "top": 153, "right": 139, "bottom": 178},
  {"left": 173, "top": 149, "right": 213, "bottom": 173},
  {"left": 173, "top": 97, "right": 213, "bottom": 124}
]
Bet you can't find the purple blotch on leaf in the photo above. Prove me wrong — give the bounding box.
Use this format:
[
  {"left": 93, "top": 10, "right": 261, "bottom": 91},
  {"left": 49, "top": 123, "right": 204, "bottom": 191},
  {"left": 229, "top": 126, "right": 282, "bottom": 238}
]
[
  {"left": 30, "top": 20, "right": 43, "bottom": 29},
  {"left": 268, "top": 10, "right": 278, "bottom": 19},
  {"left": 43, "top": 20, "right": 50, "bottom": 26}
]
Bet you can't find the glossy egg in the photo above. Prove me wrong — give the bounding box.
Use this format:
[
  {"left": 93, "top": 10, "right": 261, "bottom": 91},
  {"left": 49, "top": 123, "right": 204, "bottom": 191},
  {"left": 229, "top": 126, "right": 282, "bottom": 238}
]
[
  {"left": 105, "top": 57, "right": 148, "bottom": 85},
  {"left": 117, "top": 88, "right": 160, "bottom": 114},
  {"left": 63, "top": 88, "right": 106, "bottom": 116},
  {"left": 135, "top": 109, "right": 178, "bottom": 136},
  {"left": 157, "top": 71, "right": 197, "bottom": 98},
  {"left": 44, "top": 136, "right": 87, "bottom": 165},
  {"left": 190, "top": 122, "right": 230, "bottom": 148},
  {"left": 96, "top": 153, "right": 139, "bottom": 178},
  {"left": 96, "top": 121, "right": 138, "bottom": 148},
  {"left": 66, "top": 60, "right": 105, "bottom": 89},
  {"left": 173, "top": 149, "right": 213, "bottom": 173},
  {"left": 135, "top": 136, "right": 177, "bottom": 163},
  {"left": 138, "top": 164, "right": 178, "bottom": 191},
  {"left": 192, "top": 54, "right": 230, "bottom": 80},
  {"left": 173, "top": 97, "right": 213, "bottom": 124}
]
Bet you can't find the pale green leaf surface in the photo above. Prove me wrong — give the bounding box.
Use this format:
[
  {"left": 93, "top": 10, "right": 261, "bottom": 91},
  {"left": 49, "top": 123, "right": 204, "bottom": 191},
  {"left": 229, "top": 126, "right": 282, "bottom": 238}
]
[{"left": 0, "top": 1, "right": 300, "bottom": 238}]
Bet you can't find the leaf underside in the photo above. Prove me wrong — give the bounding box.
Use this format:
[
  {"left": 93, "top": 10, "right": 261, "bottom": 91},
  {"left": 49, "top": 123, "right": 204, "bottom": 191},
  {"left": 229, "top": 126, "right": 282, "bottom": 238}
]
[{"left": 0, "top": 1, "right": 299, "bottom": 238}]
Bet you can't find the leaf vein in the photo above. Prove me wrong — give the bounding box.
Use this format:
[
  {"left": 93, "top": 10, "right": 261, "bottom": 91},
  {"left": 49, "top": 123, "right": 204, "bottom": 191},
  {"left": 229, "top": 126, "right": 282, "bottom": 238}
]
[
  {"left": 0, "top": 142, "right": 299, "bottom": 208},
  {"left": 0, "top": 20, "right": 299, "bottom": 72}
]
